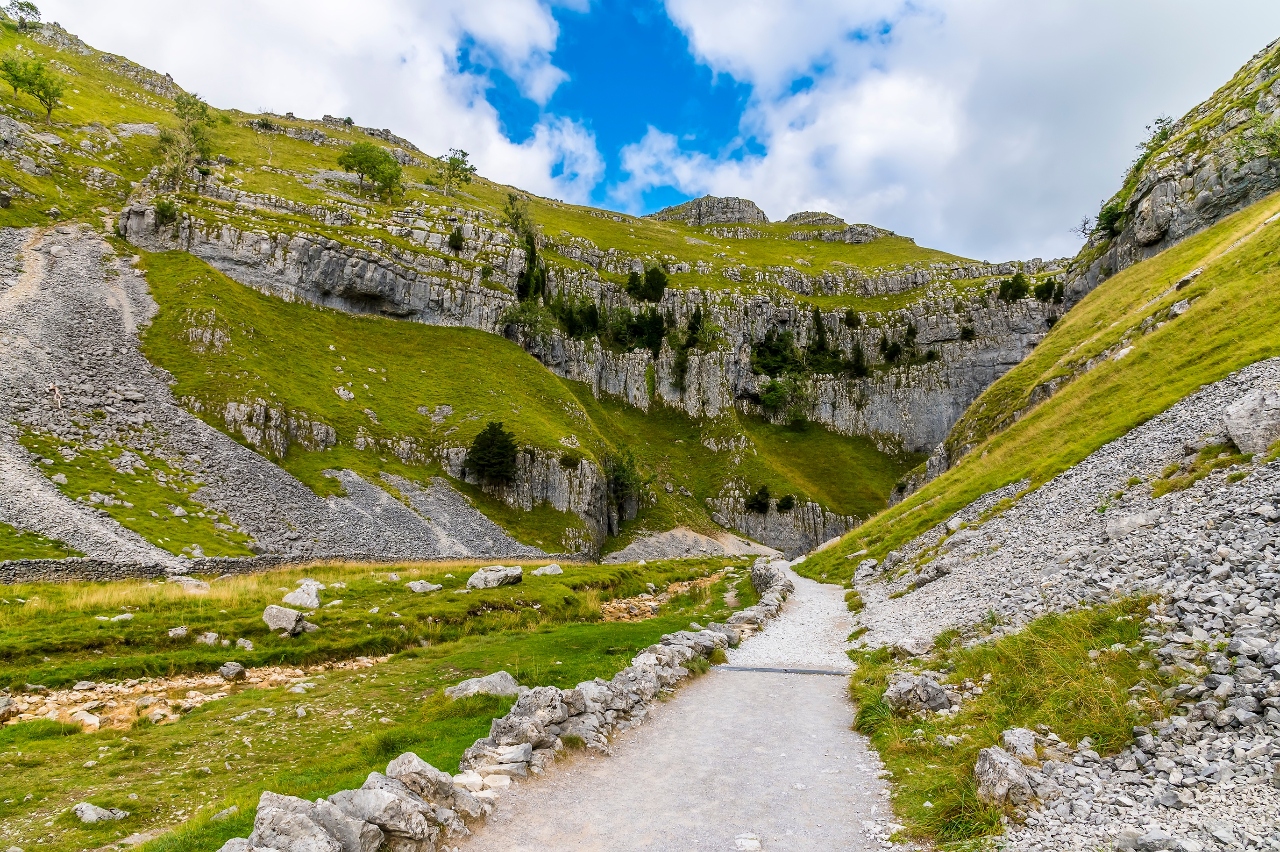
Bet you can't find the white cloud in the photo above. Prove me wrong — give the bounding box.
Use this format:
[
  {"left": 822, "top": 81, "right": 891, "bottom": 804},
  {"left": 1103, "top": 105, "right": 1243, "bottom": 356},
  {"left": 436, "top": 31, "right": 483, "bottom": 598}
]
[
  {"left": 39, "top": 0, "right": 603, "bottom": 202},
  {"left": 641, "top": 0, "right": 1280, "bottom": 260}
]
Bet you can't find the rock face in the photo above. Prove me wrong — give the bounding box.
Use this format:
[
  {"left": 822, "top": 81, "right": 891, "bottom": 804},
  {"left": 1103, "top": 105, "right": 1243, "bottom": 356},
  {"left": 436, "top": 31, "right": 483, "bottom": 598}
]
[
  {"left": 648, "top": 195, "right": 770, "bottom": 226},
  {"left": 974, "top": 746, "right": 1032, "bottom": 805},
  {"left": 708, "top": 496, "right": 856, "bottom": 558},
  {"left": 1224, "top": 387, "right": 1280, "bottom": 454},
  {"left": 466, "top": 565, "right": 523, "bottom": 590},
  {"left": 1066, "top": 47, "right": 1280, "bottom": 304}
]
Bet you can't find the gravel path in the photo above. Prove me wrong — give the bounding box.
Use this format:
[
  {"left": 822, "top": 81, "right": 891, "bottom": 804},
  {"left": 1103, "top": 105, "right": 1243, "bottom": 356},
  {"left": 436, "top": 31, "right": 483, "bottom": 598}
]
[{"left": 459, "top": 567, "right": 895, "bottom": 851}]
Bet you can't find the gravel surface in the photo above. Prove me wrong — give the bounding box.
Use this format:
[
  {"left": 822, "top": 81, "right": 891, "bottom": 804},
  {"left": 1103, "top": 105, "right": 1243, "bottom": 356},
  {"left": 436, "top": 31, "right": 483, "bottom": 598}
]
[
  {"left": 0, "top": 225, "right": 540, "bottom": 565},
  {"left": 458, "top": 568, "right": 897, "bottom": 851}
]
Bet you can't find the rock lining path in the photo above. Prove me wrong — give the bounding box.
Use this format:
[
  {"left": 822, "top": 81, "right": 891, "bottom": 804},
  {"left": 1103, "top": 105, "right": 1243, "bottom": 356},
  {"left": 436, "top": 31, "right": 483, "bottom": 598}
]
[{"left": 459, "top": 566, "right": 894, "bottom": 851}]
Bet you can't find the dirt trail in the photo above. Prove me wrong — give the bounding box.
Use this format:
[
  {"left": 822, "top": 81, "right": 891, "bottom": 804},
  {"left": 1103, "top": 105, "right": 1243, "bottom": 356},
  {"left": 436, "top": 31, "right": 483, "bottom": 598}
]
[{"left": 459, "top": 567, "right": 895, "bottom": 851}]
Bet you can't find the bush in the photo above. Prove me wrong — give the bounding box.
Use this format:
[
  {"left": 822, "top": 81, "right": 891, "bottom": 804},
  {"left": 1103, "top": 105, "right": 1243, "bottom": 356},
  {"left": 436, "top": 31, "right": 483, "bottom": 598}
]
[
  {"left": 154, "top": 198, "right": 179, "bottom": 227},
  {"left": 549, "top": 295, "right": 602, "bottom": 340},
  {"left": 843, "top": 309, "right": 862, "bottom": 329},
  {"left": 879, "top": 334, "right": 902, "bottom": 364},
  {"left": 751, "top": 328, "right": 802, "bottom": 376},
  {"left": 604, "top": 449, "right": 644, "bottom": 515},
  {"left": 998, "top": 272, "right": 1030, "bottom": 302},
  {"left": 558, "top": 451, "right": 582, "bottom": 470},
  {"left": 744, "top": 485, "right": 771, "bottom": 514},
  {"left": 1096, "top": 201, "right": 1124, "bottom": 237},
  {"left": 959, "top": 325, "right": 976, "bottom": 342},
  {"left": 1033, "top": 276, "right": 1057, "bottom": 302},
  {"left": 447, "top": 226, "right": 465, "bottom": 252},
  {"left": 463, "top": 422, "right": 518, "bottom": 485},
  {"left": 759, "top": 379, "right": 790, "bottom": 413},
  {"left": 777, "top": 494, "right": 796, "bottom": 512}
]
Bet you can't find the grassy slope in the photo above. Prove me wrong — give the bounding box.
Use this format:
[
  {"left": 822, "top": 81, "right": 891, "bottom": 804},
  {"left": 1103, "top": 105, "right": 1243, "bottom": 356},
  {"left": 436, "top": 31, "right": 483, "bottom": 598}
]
[
  {"left": 137, "top": 248, "right": 921, "bottom": 550},
  {"left": 0, "top": 557, "right": 752, "bottom": 852},
  {"left": 800, "top": 189, "right": 1280, "bottom": 582}
]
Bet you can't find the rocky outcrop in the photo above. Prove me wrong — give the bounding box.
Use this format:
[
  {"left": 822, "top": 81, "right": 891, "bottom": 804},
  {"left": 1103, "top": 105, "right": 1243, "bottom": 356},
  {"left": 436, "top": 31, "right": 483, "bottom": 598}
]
[
  {"left": 1065, "top": 38, "right": 1280, "bottom": 302},
  {"left": 708, "top": 494, "right": 856, "bottom": 558},
  {"left": 785, "top": 211, "right": 845, "bottom": 226},
  {"left": 648, "top": 195, "right": 770, "bottom": 226}
]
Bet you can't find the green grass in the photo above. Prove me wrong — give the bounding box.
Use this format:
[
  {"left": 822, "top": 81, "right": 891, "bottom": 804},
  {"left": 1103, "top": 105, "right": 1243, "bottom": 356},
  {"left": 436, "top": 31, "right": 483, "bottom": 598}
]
[
  {"left": 0, "top": 557, "right": 752, "bottom": 689},
  {"left": 0, "top": 520, "right": 79, "bottom": 560},
  {"left": 850, "top": 598, "right": 1170, "bottom": 844},
  {"left": 18, "top": 431, "right": 255, "bottom": 557},
  {"left": 0, "top": 556, "right": 755, "bottom": 852},
  {"left": 801, "top": 189, "right": 1280, "bottom": 582}
]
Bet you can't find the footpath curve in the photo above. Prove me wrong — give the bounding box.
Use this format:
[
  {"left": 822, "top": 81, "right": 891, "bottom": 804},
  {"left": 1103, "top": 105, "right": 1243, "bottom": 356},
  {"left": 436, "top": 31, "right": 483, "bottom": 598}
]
[{"left": 458, "top": 565, "right": 893, "bottom": 851}]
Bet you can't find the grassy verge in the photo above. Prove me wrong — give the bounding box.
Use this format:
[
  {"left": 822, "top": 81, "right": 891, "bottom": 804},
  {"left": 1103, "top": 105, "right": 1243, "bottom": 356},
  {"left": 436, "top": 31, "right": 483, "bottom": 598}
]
[
  {"left": 0, "top": 557, "right": 755, "bottom": 852},
  {"left": 0, "top": 520, "right": 80, "bottom": 561},
  {"left": 850, "top": 598, "right": 1171, "bottom": 845},
  {"left": 801, "top": 189, "right": 1280, "bottom": 584}
]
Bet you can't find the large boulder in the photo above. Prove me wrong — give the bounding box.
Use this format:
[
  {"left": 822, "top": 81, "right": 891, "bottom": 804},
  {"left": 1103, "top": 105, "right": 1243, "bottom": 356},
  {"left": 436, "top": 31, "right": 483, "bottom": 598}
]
[
  {"left": 386, "top": 752, "right": 455, "bottom": 801},
  {"left": 1001, "top": 728, "right": 1038, "bottom": 762},
  {"left": 1223, "top": 387, "right": 1280, "bottom": 454},
  {"left": 444, "top": 670, "right": 521, "bottom": 700},
  {"left": 263, "top": 604, "right": 304, "bottom": 635},
  {"left": 72, "top": 802, "right": 128, "bottom": 823},
  {"left": 466, "top": 565, "right": 523, "bottom": 590},
  {"left": 882, "top": 672, "right": 951, "bottom": 714},
  {"left": 249, "top": 804, "right": 342, "bottom": 852},
  {"left": 974, "top": 745, "right": 1032, "bottom": 805}
]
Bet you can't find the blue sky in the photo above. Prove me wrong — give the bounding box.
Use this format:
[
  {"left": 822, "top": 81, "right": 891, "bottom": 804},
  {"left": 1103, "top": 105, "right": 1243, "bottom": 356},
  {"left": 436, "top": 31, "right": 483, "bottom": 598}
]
[
  {"left": 462, "top": 0, "right": 756, "bottom": 211},
  {"left": 39, "top": 0, "right": 1280, "bottom": 260}
]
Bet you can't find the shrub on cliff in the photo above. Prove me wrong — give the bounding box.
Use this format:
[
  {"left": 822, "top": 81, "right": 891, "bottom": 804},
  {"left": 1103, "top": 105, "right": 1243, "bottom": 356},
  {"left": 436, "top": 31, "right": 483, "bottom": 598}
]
[
  {"left": 463, "top": 421, "right": 518, "bottom": 485},
  {"left": 998, "top": 272, "right": 1030, "bottom": 302},
  {"left": 744, "top": 485, "right": 771, "bottom": 514},
  {"left": 626, "top": 266, "right": 667, "bottom": 302}
]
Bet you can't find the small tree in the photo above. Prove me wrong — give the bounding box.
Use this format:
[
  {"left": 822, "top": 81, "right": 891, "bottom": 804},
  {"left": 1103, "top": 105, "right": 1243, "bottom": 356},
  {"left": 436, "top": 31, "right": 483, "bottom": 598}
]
[
  {"left": 447, "top": 226, "right": 465, "bottom": 252},
  {"left": 0, "top": 54, "right": 32, "bottom": 95},
  {"left": 26, "top": 62, "right": 63, "bottom": 123},
  {"left": 7, "top": 1, "right": 40, "bottom": 30},
  {"left": 337, "top": 141, "right": 401, "bottom": 197},
  {"left": 463, "top": 421, "right": 518, "bottom": 485},
  {"left": 998, "top": 272, "right": 1030, "bottom": 302},
  {"left": 777, "top": 494, "right": 796, "bottom": 512},
  {"left": 441, "top": 148, "right": 476, "bottom": 196}
]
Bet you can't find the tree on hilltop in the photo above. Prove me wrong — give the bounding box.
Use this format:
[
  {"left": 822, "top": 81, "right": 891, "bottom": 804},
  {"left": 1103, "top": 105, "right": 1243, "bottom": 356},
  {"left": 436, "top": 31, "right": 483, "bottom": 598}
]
[
  {"left": 6, "top": 1, "right": 40, "bottom": 30},
  {"left": 441, "top": 148, "right": 476, "bottom": 196},
  {"left": 337, "top": 141, "right": 402, "bottom": 197}
]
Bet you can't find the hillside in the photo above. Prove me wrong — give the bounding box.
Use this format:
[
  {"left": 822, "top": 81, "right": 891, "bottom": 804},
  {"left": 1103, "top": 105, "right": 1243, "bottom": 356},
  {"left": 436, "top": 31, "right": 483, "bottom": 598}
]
[{"left": 0, "top": 19, "right": 1070, "bottom": 561}]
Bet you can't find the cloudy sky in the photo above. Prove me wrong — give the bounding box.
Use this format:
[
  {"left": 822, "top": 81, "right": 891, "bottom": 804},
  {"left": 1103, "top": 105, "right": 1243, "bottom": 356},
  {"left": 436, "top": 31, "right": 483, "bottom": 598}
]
[{"left": 38, "top": 0, "right": 1280, "bottom": 261}]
